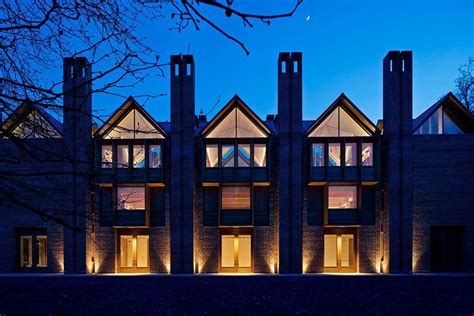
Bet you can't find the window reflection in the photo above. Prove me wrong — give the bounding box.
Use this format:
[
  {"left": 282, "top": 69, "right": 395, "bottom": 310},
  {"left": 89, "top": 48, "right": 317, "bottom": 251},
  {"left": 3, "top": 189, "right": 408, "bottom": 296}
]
[
  {"left": 149, "top": 145, "right": 161, "bottom": 168},
  {"left": 311, "top": 143, "right": 325, "bottom": 167},
  {"left": 345, "top": 143, "right": 357, "bottom": 166},
  {"left": 101, "top": 145, "right": 113, "bottom": 168},
  {"left": 117, "top": 187, "right": 145, "bottom": 210},
  {"left": 361, "top": 143, "right": 373, "bottom": 166},
  {"left": 238, "top": 144, "right": 251, "bottom": 167},
  {"left": 222, "top": 145, "right": 235, "bottom": 167},
  {"left": 133, "top": 145, "right": 145, "bottom": 168},
  {"left": 328, "top": 186, "right": 357, "bottom": 209},
  {"left": 253, "top": 144, "right": 267, "bottom": 167},
  {"left": 328, "top": 143, "right": 341, "bottom": 166}
]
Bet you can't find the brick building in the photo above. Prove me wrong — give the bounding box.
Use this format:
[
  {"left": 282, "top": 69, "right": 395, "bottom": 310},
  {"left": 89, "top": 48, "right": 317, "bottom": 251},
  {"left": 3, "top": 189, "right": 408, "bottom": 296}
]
[{"left": 0, "top": 51, "right": 473, "bottom": 274}]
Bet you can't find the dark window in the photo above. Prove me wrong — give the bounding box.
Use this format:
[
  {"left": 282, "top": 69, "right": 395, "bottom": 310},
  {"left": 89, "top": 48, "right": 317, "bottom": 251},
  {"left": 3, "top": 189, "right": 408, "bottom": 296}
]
[
  {"left": 361, "top": 185, "right": 376, "bottom": 225},
  {"left": 150, "top": 187, "right": 166, "bottom": 226},
  {"left": 308, "top": 186, "right": 324, "bottom": 226},
  {"left": 430, "top": 226, "right": 464, "bottom": 272},
  {"left": 254, "top": 186, "right": 270, "bottom": 226},
  {"left": 203, "top": 186, "right": 218, "bottom": 226}
]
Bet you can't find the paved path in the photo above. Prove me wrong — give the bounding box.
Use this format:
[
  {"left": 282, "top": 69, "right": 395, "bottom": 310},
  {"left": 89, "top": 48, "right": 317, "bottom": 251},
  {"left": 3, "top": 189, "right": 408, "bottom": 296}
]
[{"left": 0, "top": 274, "right": 472, "bottom": 315}]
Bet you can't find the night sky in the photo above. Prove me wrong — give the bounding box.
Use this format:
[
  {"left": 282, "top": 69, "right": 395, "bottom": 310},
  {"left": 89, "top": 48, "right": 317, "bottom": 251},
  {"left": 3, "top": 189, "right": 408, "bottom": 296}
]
[{"left": 92, "top": 0, "right": 474, "bottom": 125}]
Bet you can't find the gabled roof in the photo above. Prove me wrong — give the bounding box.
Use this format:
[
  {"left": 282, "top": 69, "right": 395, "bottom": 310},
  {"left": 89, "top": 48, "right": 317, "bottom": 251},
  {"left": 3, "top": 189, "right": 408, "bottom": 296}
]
[
  {"left": 94, "top": 96, "right": 166, "bottom": 139},
  {"left": 413, "top": 92, "right": 474, "bottom": 133},
  {"left": 305, "top": 93, "right": 377, "bottom": 136},
  {"left": 1, "top": 100, "right": 63, "bottom": 137},
  {"left": 200, "top": 95, "right": 271, "bottom": 138}
]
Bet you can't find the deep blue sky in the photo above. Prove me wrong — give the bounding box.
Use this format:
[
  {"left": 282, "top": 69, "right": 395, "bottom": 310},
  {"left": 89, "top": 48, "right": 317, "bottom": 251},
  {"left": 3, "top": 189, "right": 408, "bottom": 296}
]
[{"left": 93, "top": 0, "right": 474, "bottom": 124}]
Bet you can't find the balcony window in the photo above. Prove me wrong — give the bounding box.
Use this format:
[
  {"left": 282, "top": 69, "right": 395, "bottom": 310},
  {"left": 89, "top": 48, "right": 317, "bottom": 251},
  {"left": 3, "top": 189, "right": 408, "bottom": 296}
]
[
  {"left": 253, "top": 144, "right": 267, "bottom": 167},
  {"left": 311, "top": 143, "right": 325, "bottom": 167},
  {"left": 328, "top": 186, "right": 357, "bottom": 209},
  {"left": 149, "top": 145, "right": 161, "bottom": 168},
  {"left": 345, "top": 143, "right": 357, "bottom": 166},
  {"left": 117, "top": 187, "right": 145, "bottom": 210},
  {"left": 222, "top": 187, "right": 251, "bottom": 209},
  {"left": 117, "top": 145, "right": 129, "bottom": 168},
  {"left": 222, "top": 145, "right": 235, "bottom": 168},
  {"left": 361, "top": 143, "right": 373, "bottom": 166},
  {"left": 237, "top": 144, "right": 251, "bottom": 167},
  {"left": 328, "top": 143, "right": 341, "bottom": 166},
  {"left": 101, "top": 145, "right": 113, "bottom": 168},
  {"left": 206, "top": 144, "right": 219, "bottom": 168},
  {"left": 133, "top": 145, "right": 145, "bottom": 168}
]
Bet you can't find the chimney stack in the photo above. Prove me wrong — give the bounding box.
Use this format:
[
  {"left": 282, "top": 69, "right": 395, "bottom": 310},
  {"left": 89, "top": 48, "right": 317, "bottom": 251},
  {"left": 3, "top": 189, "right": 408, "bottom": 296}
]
[
  {"left": 277, "top": 52, "right": 303, "bottom": 274},
  {"left": 62, "top": 57, "right": 92, "bottom": 274},
  {"left": 170, "top": 55, "right": 195, "bottom": 274},
  {"left": 382, "top": 51, "right": 413, "bottom": 273}
]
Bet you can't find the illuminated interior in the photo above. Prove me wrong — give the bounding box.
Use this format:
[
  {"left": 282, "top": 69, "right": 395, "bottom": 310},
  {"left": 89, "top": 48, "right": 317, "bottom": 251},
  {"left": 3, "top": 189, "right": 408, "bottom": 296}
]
[
  {"left": 105, "top": 109, "right": 164, "bottom": 139},
  {"left": 221, "top": 187, "right": 251, "bottom": 209},
  {"left": 324, "top": 234, "right": 355, "bottom": 272},
  {"left": 328, "top": 186, "right": 357, "bottom": 209},
  {"left": 309, "top": 107, "right": 370, "bottom": 137},
  {"left": 117, "top": 187, "right": 145, "bottom": 210},
  {"left": 120, "top": 235, "right": 149, "bottom": 272},
  {"left": 221, "top": 234, "right": 252, "bottom": 272},
  {"left": 206, "top": 108, "right": 266, "bottom": 138},
  {"left": 361, "top": 143, "right": 373, "bottom": 166},
  {"left": 12, "top": 111, "right": 61, "bottom": 138}
]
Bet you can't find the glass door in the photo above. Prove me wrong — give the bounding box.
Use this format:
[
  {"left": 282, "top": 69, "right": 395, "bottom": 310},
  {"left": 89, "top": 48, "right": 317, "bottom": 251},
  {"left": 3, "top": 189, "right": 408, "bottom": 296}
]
[
  {"left": 220, "top": 234, "right": 252, "bottom": 273},
  {"left": 119, "top": 234, "right": 149, "bottom": 273},
  {"left": 324, "top": 233, "right": 356, "bottom": 272}
]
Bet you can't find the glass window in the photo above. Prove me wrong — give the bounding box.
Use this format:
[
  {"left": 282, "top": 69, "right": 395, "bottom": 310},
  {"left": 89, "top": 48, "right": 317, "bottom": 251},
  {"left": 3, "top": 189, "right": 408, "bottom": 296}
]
[
  {"left": 328, "top": 186, "right": 357, "bottom": 209},
  {"left": 133, "top": 145, "right": 145, "bottom": 168},
  {"left": 309, "top": 107, "right": 370, "bottom": 137},
  {"left": 206, "top": 108, "right": 266, "bottom": 138},
  {"left": 324, "top": 235, "right": 337, "bottom": 267},
  {"left": 253, "top": 143, "right": 267, "bottom": 167},
  {"left": 20, "top": 236, "right": 32, "bottom": 268},
  {"left": 206, "top": 144, "right": 219, "bottom": 168},
  {"left": 221, "top": 187, "right": 251, "bottom": 209},
  {"left": 120, "top": 235, "right": 133, "bottom": 267},
  {"left": 443, "top": 111, "right": 463, "bottom": 134},
  {"left": 101, "top": 145, "right": 113, "bottom": 168},
  {"left": 339, "top": 108, "right": 370, "bottom": 136},
  {"left": 237, "top": 144, "right": 251, "bottom": 167},
  {"left": 311, "top": 143, "right": 325, "bottom": 167},
  {"left": 149, "top": 145, "right": 161, "bottom": 168},
  {"left": 117, "top": 187, "right": 145, "bottom": 210},
  {"left": 345, "top": 143, "right": 357, "bottom": 166},
  {"left": 361, "top": 143, "right": 373, "bottom": 166},
  {"left": 136, "top": 235, "right": 149, "bottom": 268},
  {"left": 341, "top": 235, "right": 355, "bottom": 267},
  {"left": 105, "top": 109, "right": 164, "bottom": 139},
  {"left": 37, "top": 236, "right": 47, "bottom": 267},
  {"left": 328, "top": 143, "right": 341, "bottom": 166},
  {"left": 117, "top": 145, "right": 129, "bottom": 168},
  {"left": 221, "top": 145, "right": 235, "bottom": 168}
]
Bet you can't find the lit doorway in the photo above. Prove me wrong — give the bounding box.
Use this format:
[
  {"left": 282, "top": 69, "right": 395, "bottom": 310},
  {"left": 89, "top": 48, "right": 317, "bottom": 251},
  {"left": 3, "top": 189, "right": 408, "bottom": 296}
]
[
  {"left": 324, "top": 231, "right": 357, "bottom": 273},
  {"left": 220, "top": 233, "right": 252, "bottom": 273},
  {"left": 117, "top": 232, "right": 149, "bottom": 273}
]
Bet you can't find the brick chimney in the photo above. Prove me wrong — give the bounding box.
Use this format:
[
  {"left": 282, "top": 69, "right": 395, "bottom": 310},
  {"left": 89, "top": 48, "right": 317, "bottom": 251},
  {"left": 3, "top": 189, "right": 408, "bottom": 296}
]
[
  {"left": 382, "top": 51, "right": 413, "bottom": 273},
  {"left": 277, "top": 52, "right": 303, "bottom": 274},
  {"left": 62, "top": 57, "right": 92, "bottom": 274},
  {"left": 170, "top": 55, "right": 195, "bottom": 274}
]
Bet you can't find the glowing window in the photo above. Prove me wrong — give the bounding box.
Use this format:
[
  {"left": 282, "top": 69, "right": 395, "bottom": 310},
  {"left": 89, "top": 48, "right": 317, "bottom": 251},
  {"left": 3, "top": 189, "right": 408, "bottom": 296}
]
[
  {"left": 328, "top": 143, "right": 341, "bottom": 166},
  {"left": 20, "top": 236, "right": 32, "bottom": 268},
  {"left": 133, "top": 145, "right": 145, "bottom": 168},
  {"left": 416, "top": 107, "right": 464, "bottom": 135},
  {"left": 206, "top": 144, "right": 219, "bottom": 168},
  {"left": 237, "top": 144, "right": 251, "bottom": 167},
  {"left": 311, "top": 143, "right": 325, "bottom": 167},
  {"left": 206, "top": 108, "right": 266, "bottom": 138},
  {"left": 105, "top": 109, "right": 164, "bottom": 139},
  {"left": 149, "top": 145, "right": 161, "bottom": 168},
  {"left": 362, "top": 143, "right": 373, "bottom": 166},
  {"left": 328, "top": 186, "right": 357, "bottom": 209},
  {"left": 117, "top": 187, "right": 145, "bottom": 210},
  {"left": 222, "top": 187, "right": 251, "bottom": 209},
  {"left": 101, "top": 145, "right": 113, "bottom": 168},
  {"left": 117, "top": 145, "right": 129, "bottom": 168},
  {"left": 222, "top": 145, "right": 235, "bottom": 168},
  {"left": 36, "top": 236, "right": 47, "bottom": 267},
  {"left": 253, "top": 144, "right": 267, "bottom": 167},
  {"left": 345, "top": 143, "right": 357, "bottom": 166},
  {"left": 309, "top": 107, "right": 370, "bottom": 137}
]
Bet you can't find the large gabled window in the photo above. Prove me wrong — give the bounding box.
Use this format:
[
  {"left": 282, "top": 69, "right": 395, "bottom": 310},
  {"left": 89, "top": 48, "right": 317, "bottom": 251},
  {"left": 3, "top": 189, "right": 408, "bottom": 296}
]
[
  {"left": 104, "top": 109, "right": 164, "bottom": 139},
  {"left": 309, "top": 107, "right": 370, "bottom": 137},
  {"left": 415, "top": 107, "right": 464, "bottom": 135},
  {"left": 205, "top": 108, "right": 266, "bottom": 139}
]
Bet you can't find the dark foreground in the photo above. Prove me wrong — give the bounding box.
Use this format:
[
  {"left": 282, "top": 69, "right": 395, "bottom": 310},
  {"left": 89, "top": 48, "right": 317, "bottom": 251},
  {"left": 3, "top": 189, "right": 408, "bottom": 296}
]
[{"left": 0, "top": 274, "right": 473, "bottom": 315}]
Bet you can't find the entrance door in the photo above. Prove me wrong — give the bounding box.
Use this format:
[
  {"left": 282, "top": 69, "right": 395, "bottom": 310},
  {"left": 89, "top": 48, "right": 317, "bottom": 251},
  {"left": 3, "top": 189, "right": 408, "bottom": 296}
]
[
  {"left": 430, "top": 226, "right": 464, "bottom": 272},
  {"left": 119, "top": 234, "right": 149, "bottom": 273},
  {"left": 324, "top": 234, "right": 356, "bottom": 272},
  {"left": 220, "top": 234, "right": 252, "bottom": 272}
]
